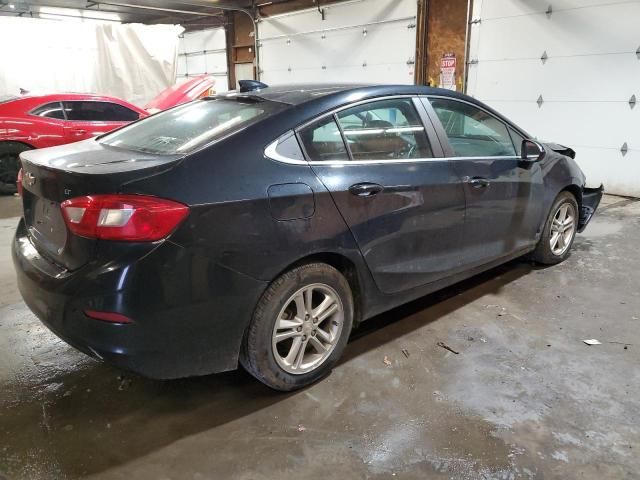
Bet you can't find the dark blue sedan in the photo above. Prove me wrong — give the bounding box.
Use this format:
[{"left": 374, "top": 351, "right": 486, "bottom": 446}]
[{"left": 12, "top": 83, "right": 603, "bottom": 390}]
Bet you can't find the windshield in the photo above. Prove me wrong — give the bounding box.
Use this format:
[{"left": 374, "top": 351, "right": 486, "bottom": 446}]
[{"left": 99, "top": 97, "right": 286, "bottom": 155}]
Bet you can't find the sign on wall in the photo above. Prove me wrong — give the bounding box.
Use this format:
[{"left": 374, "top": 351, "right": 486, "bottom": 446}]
[{"left": 439, "top": 53, "right": 457, "bottom": 91}]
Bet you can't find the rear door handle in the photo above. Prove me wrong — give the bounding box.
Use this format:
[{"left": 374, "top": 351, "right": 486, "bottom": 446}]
[
  {"left": 70, "top": 129, "right": 87, "bottom": 135},
  {"left": 349, "top": 183, "right": 384, "bottom": 197},
  {"left": 467, "top": 177, "right": 490, "bottom": 189}
]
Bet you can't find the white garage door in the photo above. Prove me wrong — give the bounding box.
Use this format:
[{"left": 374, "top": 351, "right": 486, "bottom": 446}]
[
  {"left": 467, "top": 0, "right": 640, "bottom": 196},
  {"left": 258, "top": 0, "right": 417, "bottom": 85},
  {"left": 177, "top": 28, "right": 229, "bottom": 93}
]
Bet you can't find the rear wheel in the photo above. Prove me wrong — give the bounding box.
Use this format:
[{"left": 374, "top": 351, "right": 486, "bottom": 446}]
[
  {"left": 532, "top": 191, "right": 579, "bottom": 265},
  {"left": 240, "top": 263, "right": 354, "bottom": 391},
  {"left": 0, "top": 142, "right": 32, "bottom": 195}
]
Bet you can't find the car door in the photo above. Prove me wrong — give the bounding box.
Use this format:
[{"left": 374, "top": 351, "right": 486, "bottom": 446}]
[
  {"left": 62, "top": 101, "right": 140, "bottom": 142},
  {"left": 26, "top": 102, "right": 67, "bottom": 147},
  {"left": 298, "top": 97, "right": 466, "bottom": 295},
  {"left": 423, "top": 96, "right": 544, "bottom": 268}
]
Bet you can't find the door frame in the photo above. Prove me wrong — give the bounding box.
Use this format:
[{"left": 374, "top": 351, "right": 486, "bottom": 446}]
[{"left": 420, "top": 94, "right": 545, "bottom": 265}]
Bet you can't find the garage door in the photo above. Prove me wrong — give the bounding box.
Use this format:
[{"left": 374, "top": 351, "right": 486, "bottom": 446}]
[
  {"left": 466, "top": 0, "right": 640, "bottom": 196},
  {"left": 257, "top": 0, "right": 418, "bottom": 85},
  {"left": 177, "top": 27, "right": 229, "bottom": 93}
]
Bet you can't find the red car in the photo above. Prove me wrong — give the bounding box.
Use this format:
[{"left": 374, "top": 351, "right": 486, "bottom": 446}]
[
  {"left": 0, "top": 75, "right": 218, "bottom": 194},
  {"left": 0, "top": 93, "right": 148, "bottom": 193}
]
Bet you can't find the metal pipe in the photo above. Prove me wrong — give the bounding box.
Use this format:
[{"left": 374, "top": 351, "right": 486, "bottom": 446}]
[
  {"left": 259, "top": 16, "right": 417, "bottom": 42},
  {"left": 95, "top": 1, "right": 225, "bottom": 17},
  {"left": 2, "top": 10, "right": 122, "bottom": 22},
  {"left": 463, "top": 0, "right": 472, "bottom": 93}
]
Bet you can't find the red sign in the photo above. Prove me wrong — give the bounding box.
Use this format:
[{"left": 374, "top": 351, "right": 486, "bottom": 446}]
[
  {"left": 440, "top": 55, "right": 457, "bottom": 69},
  {"left": 439, "top": 53, "right": 457, "bottom": 90}
]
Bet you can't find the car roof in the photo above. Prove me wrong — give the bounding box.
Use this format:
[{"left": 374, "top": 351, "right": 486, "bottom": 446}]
[
  {"left": 216, "top": 83, "right": 528, "bottom": 138},
  {"left": 1, "top": 93, "right": 145, "bottom": 112},
  {"left": 18, "top": 92, "right": 128, "bottom": 102},
  {"left": 218, "top": 83, "right": 470, "bottom": 106}
]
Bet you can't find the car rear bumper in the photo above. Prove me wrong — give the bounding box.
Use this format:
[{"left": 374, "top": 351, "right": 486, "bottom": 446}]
[
  {"left": 12, "top": 219, "right": 267, "bottom": 379},
  {"left": 578, "top": 184, "right": 604, "bottom": 233}
]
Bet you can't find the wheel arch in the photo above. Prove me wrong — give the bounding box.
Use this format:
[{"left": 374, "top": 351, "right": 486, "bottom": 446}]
[
  {"left": 0, "top": 139, "right": 36, "bottom": 151},
  {"left": 272, "top": 251, "right": 366, "bottom": 326},
  {"left": 560, "top": 183, "right": 583, "bottom": 208}
]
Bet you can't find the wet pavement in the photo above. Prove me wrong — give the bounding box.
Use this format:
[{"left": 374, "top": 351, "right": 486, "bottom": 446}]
[{"left": 0, "top": 194, "right": 638, "bottom": 479}]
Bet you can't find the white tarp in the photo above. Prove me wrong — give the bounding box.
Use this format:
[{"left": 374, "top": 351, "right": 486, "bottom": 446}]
[{"left": 0, "top": 17, "right": 184, "bottom": 107}]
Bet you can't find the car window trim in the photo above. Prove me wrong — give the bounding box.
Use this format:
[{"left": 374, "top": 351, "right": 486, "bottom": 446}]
[
  {"left": 265, "top": 133, "right": 519, "bottom": 165},
  {"left": 28, "top": 101, "right": 67, "bottom": 121},
  {"left": 264, "top": 95, "right": 528, "bottom": 166},
  {"left": 422, "top": 95, "right": 528, "bottom": 159}
]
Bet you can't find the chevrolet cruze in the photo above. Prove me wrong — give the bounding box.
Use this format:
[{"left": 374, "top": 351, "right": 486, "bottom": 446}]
[{"left": 13, "top": 83, "right": 603, "bottom": 390}]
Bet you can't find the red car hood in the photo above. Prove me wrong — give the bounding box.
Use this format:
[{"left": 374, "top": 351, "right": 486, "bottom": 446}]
[{"left": 144, "top": 75, "right": 216, "bottom": 113}]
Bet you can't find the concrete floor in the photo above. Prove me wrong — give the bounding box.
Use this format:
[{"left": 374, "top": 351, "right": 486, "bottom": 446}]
[{"left": 0, "top": 193, "right": 638, "bottom": 480}]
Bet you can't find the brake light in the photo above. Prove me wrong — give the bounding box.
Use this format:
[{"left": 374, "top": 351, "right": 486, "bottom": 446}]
[
  {"left": 17, "top": 168, "right": 23, "bottom": 196},
  {"left": 60, "top": 194, "right": 189, "bottom": 242}
]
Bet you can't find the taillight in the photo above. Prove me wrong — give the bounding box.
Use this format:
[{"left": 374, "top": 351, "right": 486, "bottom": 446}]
[
  {"left": 17, "top": 168, "right": 23, "bottom": 196},
  {"left": 60, "top": 194, "right": 189, "bottom": 242}
]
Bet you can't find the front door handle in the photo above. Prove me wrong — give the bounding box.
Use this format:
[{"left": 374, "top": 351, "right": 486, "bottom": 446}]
[
  {"left": 349, "top": 183, "right": 384, "bottom": 197},
  {"left": 468, "top": 177, "right": 490, "bottom": 189},
  {"left": 70, "top": 129, "right": 87, "bottom": 135}
]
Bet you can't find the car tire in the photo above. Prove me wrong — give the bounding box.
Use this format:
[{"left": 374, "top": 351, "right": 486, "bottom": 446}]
[
  {"left": 0, "top": 142, "right": 31, "bottom": 195},
  {"left": 240, "top": 262, "right": 354, "bottom": 391},
  {"left": 532, "top": 191, "right": 579, "bottom": 265}
]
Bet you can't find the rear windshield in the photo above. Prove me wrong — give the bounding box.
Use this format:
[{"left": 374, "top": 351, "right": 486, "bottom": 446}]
[{"left": 99, "top": 97, "right": 286, "bottom": 155}]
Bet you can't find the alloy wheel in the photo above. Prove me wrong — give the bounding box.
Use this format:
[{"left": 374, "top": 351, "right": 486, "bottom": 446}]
[
  {"left": 550, "top": 202, "right": 576, "bottom": 256},
  {"left": 271, "top": 283, "right": 344, "bottom": 375}
]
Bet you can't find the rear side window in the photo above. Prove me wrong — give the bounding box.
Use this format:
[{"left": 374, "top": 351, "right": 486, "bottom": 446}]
[
  {"left": 100, "top": 98, "right": 286, "bottom": 154},
  {"left": 429, "top": 98, "right": 516, "bottom": 157},
  {"left": 63, "top": 101, "right": 139, "bottom": 122},
  {"left": 31, "top": 102, "right": 65, "bottom": 120},
  {"left": 337, "top": 98, "right": 433, "bottom": 161},
  {"left": 298, "top": 117, "right": 349, "bottom": 162}
]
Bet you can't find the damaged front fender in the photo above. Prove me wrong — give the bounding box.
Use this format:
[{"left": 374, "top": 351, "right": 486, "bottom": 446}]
[{"left": 578, "top": 184, "right": 604, "bottom": 233}]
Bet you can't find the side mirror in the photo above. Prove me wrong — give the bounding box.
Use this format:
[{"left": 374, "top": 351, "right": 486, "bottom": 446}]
[{"left": 521, "top": 139, "right": 546, "bottom": 162}]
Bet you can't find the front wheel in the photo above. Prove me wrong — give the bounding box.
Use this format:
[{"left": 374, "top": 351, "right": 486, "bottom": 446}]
[
  {"left": 532, "top": 191, "right": 579, "bottom": 265},
  {"left": 240, "top": 263, "right": 354, "bottom": 391}
]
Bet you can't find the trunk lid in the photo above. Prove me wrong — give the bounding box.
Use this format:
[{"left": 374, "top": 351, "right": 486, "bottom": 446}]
[
  {"left": 144, "top": 74, "right": 216, "bottom": 113},
  {"left": 19, "top": 138, "right": 181, "bottom": 271}
]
